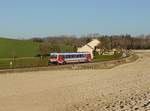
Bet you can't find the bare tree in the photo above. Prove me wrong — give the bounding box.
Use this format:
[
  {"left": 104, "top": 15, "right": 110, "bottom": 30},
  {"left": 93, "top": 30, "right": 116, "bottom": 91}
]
[{"left": 38, "top": 43, "right": 50, "bottom": 57}]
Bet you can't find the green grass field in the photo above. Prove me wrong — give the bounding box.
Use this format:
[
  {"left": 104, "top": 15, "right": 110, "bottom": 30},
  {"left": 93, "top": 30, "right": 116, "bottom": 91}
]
[
  {"left": 0, "top": 38, "right": 76, "bottom": 58},
  {"left": 0, "top": 37, "right": 76, "bottom": 69},
  {"left": 0, "top": 37, "right": 44, "bottom": 69},
  {"left": 0, "top": 57, "right": 49, "bottom": 69},
  {"left": 93, "top": 53, "right": 122, "bottom": 62},
  {"left": 0, "top": 38, "right": 40, "bottom": 58}
]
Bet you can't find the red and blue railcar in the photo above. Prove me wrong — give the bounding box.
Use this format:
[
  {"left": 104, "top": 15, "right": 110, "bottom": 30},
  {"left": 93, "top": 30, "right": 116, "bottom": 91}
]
[{"left": 49, "top": 52, "right": 92, "bottom": 64}]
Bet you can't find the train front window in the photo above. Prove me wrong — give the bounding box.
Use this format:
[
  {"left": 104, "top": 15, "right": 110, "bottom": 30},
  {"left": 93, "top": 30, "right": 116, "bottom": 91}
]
[{"left": 51, "top": 55, "right": 57, "bottom": 58}]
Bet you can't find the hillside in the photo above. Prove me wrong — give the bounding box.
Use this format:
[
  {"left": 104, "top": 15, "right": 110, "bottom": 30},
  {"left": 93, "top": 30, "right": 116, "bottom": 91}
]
[{"left": 0, "top": 38, "right": 40, "bottom": 58}]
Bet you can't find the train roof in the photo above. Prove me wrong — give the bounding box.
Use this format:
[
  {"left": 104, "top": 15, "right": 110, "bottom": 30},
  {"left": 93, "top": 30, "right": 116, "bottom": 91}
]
[{"left": 50, "top": 52, "right": 90, "bottom": 55}]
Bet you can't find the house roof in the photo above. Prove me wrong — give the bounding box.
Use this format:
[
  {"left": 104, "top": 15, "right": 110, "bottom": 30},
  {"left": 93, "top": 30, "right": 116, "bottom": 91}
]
[{"left": 86, "top": 39, "right": 100, "bottom": 49}]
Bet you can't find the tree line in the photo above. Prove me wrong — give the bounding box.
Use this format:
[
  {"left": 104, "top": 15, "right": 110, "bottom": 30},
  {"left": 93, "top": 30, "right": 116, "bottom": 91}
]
[{"left": 31, "top": 34, "right": 150, "bottom": 56}]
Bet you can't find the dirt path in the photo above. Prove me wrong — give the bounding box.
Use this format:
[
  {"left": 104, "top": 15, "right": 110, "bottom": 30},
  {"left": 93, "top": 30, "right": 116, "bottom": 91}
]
[{"left": 0, "top": 52, "right": 150, "bottom": 111}]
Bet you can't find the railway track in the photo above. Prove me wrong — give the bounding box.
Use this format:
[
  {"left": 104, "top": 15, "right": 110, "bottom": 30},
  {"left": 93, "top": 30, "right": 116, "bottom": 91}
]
[{"left": 0, "top": 54, "right": 138, "bottom": 74}]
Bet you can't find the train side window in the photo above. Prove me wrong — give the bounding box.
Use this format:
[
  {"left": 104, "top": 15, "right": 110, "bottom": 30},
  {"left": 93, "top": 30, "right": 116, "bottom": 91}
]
[
  {"left": 74, "top": 55, "right": 77, "bottom": 58},
  {"left": 66, "top": 55, "right": 69, "bottom": 58},
  {"left": 63, "top": 55, "right": 66, "bottom": 58}
]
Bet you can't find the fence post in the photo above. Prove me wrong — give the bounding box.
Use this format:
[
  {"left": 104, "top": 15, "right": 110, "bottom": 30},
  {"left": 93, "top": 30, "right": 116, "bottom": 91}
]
[{"left": 10, "top": 61, "right": 13, "bottom": 69}]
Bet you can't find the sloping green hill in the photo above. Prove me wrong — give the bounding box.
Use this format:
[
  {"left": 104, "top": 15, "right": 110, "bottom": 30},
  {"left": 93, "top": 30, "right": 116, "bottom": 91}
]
[{"left": 0, "top": 38, "right": 40, "bottom": 58}]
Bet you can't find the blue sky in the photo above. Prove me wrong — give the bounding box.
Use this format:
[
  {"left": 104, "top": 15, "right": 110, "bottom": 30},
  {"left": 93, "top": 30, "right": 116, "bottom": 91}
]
[{"left": 0, "top": 0, "right": 150, "bottom": 38}]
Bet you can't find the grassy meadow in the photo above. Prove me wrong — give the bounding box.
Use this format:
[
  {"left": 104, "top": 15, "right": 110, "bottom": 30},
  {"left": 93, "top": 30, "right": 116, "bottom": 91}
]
[
  {"left": 0, "top": 38, "right": 40, "bottom": 58},
  {"left": 0, "top": 37, "right": 76, "bottom": 69},
  {"left": 93, "top": 53, "right": 123, "bottom": 62}
]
